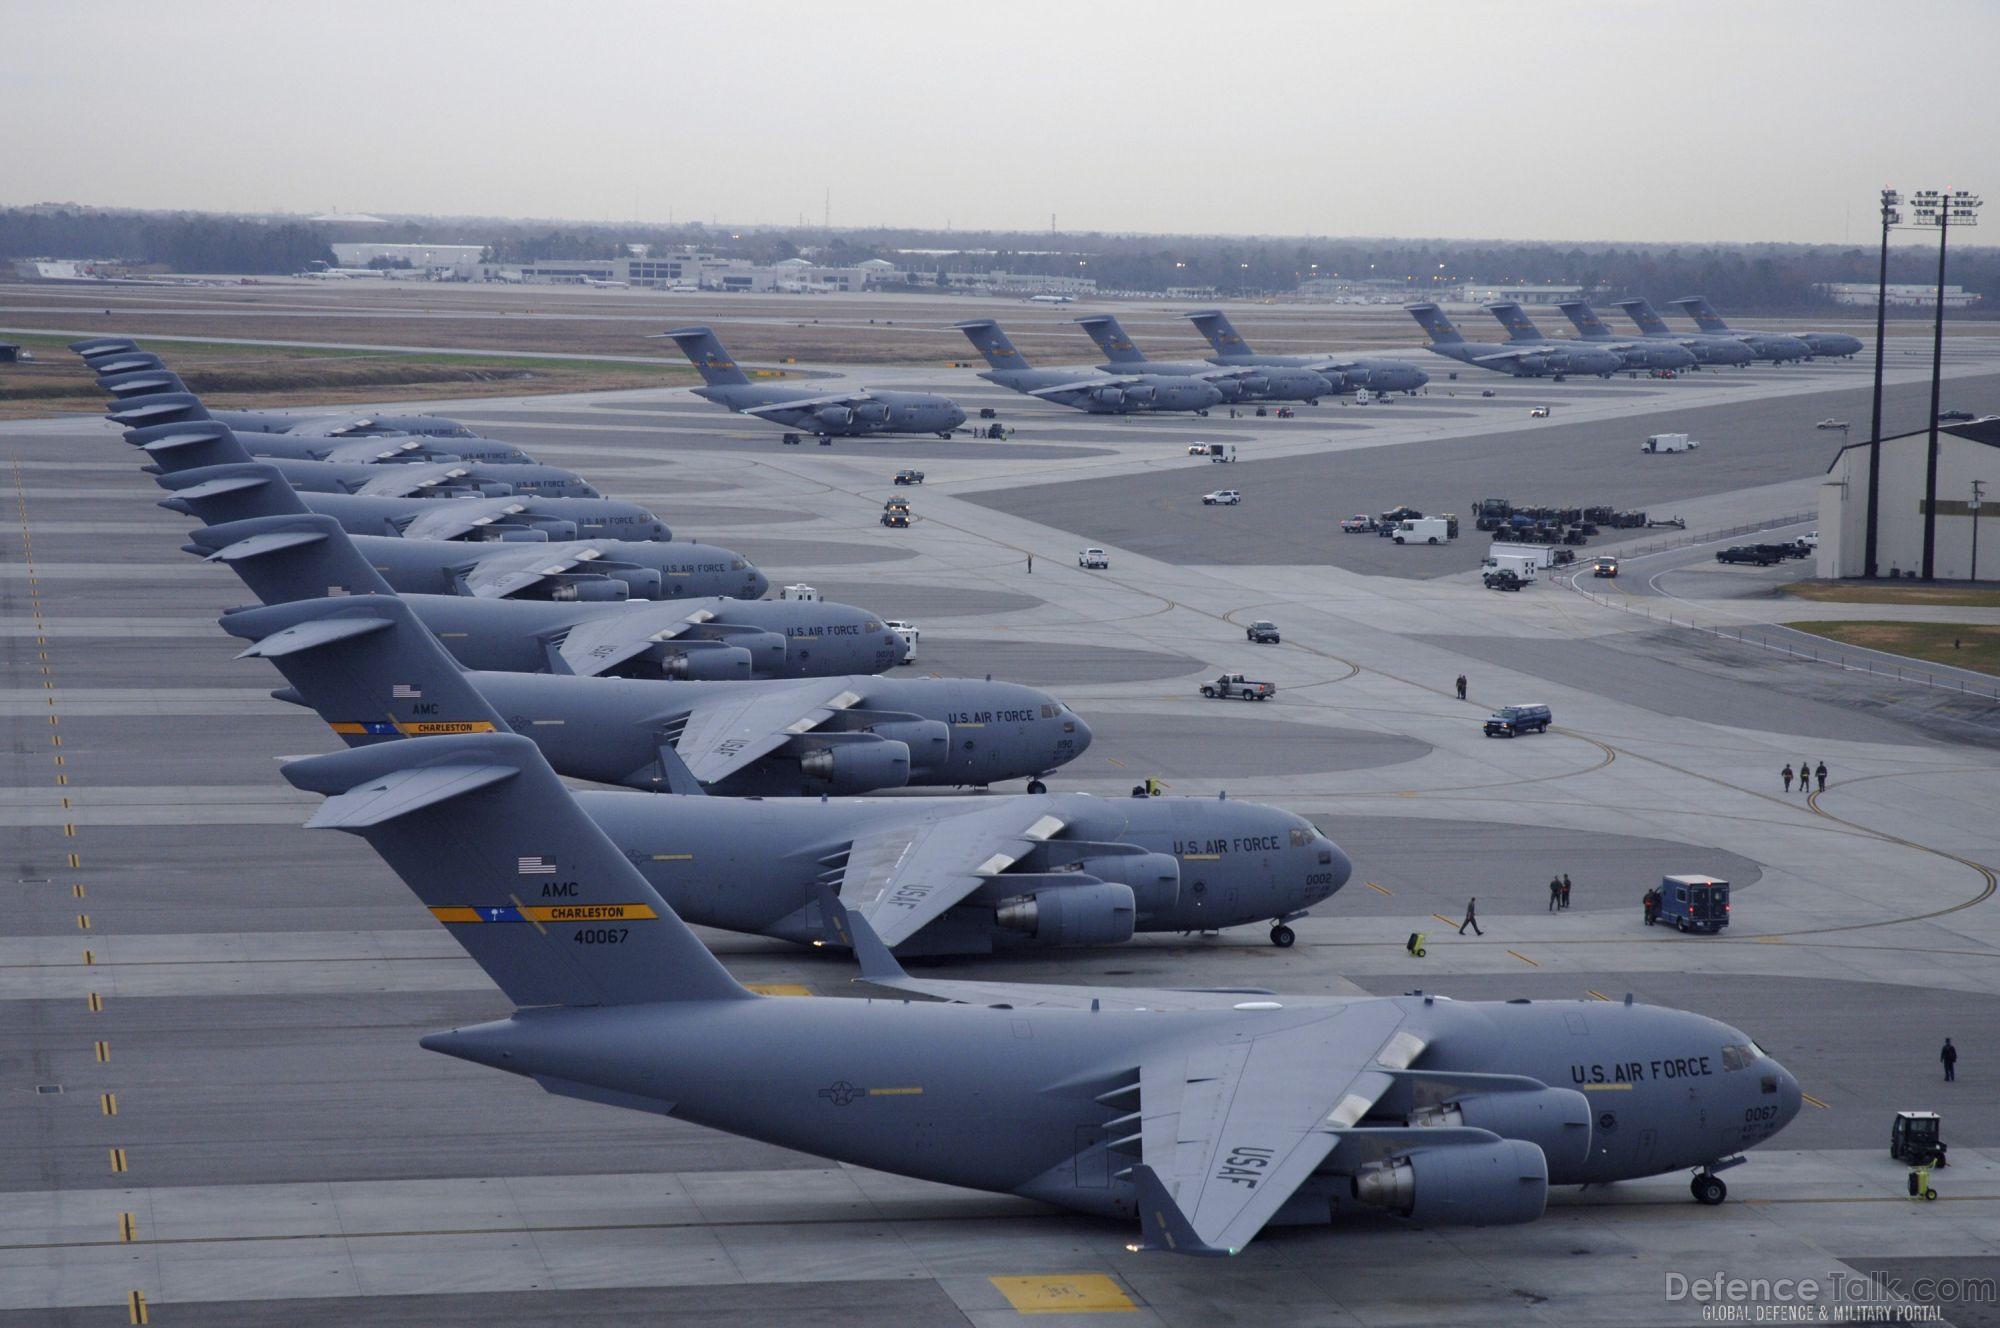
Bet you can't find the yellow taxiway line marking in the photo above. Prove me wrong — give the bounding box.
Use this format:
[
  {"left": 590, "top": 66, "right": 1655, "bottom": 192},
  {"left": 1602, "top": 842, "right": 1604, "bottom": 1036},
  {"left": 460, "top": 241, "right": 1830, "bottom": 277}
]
[
  {"left": 1586, "top": 989, "right": 1611, "bottom": 1001},
  {"left": 1365, "top": 881, "right": 1392, "bottom": 896},
  {"left": 1802, "top": 1092, "right": 1830, "bottom": 1110},
  {"left": 1507, "top": 950, "right": 1540, "bottom": 967}
]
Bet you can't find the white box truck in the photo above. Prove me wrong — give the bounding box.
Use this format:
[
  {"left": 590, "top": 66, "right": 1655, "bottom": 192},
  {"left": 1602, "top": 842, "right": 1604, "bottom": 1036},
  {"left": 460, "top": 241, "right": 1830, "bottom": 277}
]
[
  {"left": 1642, "top": 432, "right": 1699, "bottom": 454},
  {"left": 1205, "top": 442, "right": 1237, "bottom": 463},
  {"left": 1393, "top": 516, "right": 1453, "bottom": 545},
  {"left": 1482, "top": 552, "right": 1540, "bottom": 582},
  {"left": 1486, "top": 541, "right": 1556, "bottom": 569}
]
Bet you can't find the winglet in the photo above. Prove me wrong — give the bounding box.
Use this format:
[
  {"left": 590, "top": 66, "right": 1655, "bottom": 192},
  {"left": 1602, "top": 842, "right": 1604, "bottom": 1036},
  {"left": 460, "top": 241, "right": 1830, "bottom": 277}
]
[
  {"left": 1128, "top": 1165, "right": 1232, "bottom": 1257},
  {"left": 655, "top": 741, "right": 707, "bottom": 797},
  {"left": 842, "top": 908, "right": 909, "bottom": 986}
]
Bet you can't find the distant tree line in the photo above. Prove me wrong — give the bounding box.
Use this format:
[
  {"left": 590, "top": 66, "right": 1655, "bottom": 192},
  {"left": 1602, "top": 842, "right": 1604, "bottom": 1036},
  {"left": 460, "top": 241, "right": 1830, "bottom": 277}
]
[
  {"left": 6, "top": 207, "right": 1996, "bottom": 312},
  {"left": 0, "top": 209, "right": 334, "bottom": 275}
]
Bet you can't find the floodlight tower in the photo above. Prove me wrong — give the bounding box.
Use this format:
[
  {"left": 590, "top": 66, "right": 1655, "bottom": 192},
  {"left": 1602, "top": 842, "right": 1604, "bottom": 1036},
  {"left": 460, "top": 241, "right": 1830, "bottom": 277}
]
[{"left": 1910, "top": 190, "right": 1981, "bottom": 579}]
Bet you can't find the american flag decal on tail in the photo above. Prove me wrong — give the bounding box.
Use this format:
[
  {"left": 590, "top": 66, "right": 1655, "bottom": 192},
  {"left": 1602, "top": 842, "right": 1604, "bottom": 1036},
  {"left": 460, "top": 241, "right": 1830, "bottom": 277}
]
[
  {"left": 391, "top": 683, "right": 423, "bottom": 699},
  {"left": 517, "top": 855, "right": 557, "bottom": 875}
]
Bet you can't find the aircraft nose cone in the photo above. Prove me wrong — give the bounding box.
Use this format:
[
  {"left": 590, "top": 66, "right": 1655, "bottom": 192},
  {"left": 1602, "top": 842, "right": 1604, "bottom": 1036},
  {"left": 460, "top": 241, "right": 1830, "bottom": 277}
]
[
  {"left": 1321, "top": 836, "right": 1352, "bottom": 897},
  {"left": 1068, "top": 713, "right": 1093, "bottom": 758},
  {"left": 1775, "top": 1064, "right": 1804, "bottom": 1132},
  {"left": 947, "top": 406, "right": 967, "bottom": 428},
  {"left": 745, "top": 568, "right": 771, "bottom": 598}
]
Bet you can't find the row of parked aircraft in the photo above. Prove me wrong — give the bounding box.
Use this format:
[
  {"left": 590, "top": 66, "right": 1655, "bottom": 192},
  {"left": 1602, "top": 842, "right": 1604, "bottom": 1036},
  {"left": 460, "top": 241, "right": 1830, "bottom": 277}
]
[
  {"left": 1406, "top": 296, "right": 1865, "bottom": 380},
  {"left": 652, "top": 296, "right": 1865, "bottom": 436}
]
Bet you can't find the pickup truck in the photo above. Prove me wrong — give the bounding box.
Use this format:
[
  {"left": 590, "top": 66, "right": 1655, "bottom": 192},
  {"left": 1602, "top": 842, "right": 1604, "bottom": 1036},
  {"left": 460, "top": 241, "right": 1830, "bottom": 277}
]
[
  {"left": 1078, "top": 548, "right": 1109, "bottom": 569},
  {"left": 1482, "top": 569, "right": 1525, "bottom": 592},
  {"left": 881, "top": 511, "right": 912, "bottom": 528},
  {"left": 1341, "top": 514, "right": 1378, "bottom": 533},
  {"left": 1715, "top": 545, "right": 1779, "bottom": 566},
  {"left": 1246, "top": 621, "right": 1280, "bottom": 644},
  {"left": 893, "top": 469, "right": 925, "bottom": 485},
  {"left": 1200, "top": 673, "right": 1275, "bottom": 701},
  {"left": 1591, "top": 556, "right": 1619, "bottom": 577}
]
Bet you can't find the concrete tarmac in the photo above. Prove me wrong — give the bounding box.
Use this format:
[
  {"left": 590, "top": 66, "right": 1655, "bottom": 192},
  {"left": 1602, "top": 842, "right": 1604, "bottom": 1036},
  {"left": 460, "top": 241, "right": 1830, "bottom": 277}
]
[{"left": 5, "top": 332, "right": 2000, "bottom": 1326}]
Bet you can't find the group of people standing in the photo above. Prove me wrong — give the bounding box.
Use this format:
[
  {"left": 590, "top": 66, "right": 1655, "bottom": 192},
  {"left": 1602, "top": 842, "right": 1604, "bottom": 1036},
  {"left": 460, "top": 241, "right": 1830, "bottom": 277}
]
[{"left": 1782, "top": 761, "right": 1829, "bottom": 794}]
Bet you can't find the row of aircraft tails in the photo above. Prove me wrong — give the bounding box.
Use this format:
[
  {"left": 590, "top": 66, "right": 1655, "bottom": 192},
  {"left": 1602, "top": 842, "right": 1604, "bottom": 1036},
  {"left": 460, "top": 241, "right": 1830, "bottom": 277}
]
[
  {"left": 1404, "top": 296, "right": 1864, "bottom": 380},
  {"left": 60, "top": 335, "right": 1805, "bottom": 1259}
]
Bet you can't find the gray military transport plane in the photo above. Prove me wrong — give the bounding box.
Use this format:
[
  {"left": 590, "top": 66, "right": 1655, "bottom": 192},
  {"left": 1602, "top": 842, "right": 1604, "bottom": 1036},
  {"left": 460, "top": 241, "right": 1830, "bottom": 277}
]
[
  {"left": 123, "top": 419, "right": 599, "bottom": 501},
  {"left": 1554, "top": 300, "right": 1701, "bottom": 371},
  {"left": 160, "top": 462, "right": 671, "bottom": 544},
  {"left": 1073, "top": 315, "right": 1331, "bottom": 403},
  {"left": 199, "top": 512, "right": 905, "bottom": 679},
  {"left": 1404, "top": 304, "right": 1620, "bottom": 378},
  {"left": 1181, "top": 310, "right": 1430, "bottom": 395},
  {"left": 72, "top": 338, "right": 482, "bottom": 439},
  {"left": 1673, "top": 297, "right": 1844, "bottom": 362},
  {"left": 1609, "top": 298, "right": 1756, "bottom": 366},
  {"left": 283, "top": 730, "right": 1802, "bottom": 1254},
  {"left": 226, "top": 595, "right": 1088, "bottom": 795},
  {"left": 658, "top": 327, "right": 965, "bottom": 439},
  {"left": 1485, "top": 302, "right": 1697, "bottom": 373},
  {"left": 954, "top": 319, "right": 1225, "bottom": 414},
  {"left": 186, "top": 516, "right": 766, "bottom": 603}
]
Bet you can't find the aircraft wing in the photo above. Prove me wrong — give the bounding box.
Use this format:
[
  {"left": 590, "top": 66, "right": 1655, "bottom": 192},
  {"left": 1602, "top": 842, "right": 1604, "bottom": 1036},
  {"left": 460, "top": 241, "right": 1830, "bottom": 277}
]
[
  {"left": 549, "top": 606, "right": 714, "bottom": 677},
  {"left": 1470, "top": 348, "right": 1550, "bottom": 366},
  {"left": 670, "top": 678, "right": 863, "bottom": 786},
  {"left": 1130, "top": 1002, "right": 1416, "bottom": 1255},
  {"left": 457, "top": 542, "right": 609, "bottom": 599},
  {"left": 398, "top": 499, "right": 530, "bottom": 542},
  {"left": 1025, "top": 376, "right": 1130, "bottom": 398},
  {"left": 350, "top": 463, "right": 473, "bottom": 498},
  {"left": 736, "top": 391, "right": 873, "bottom": 419},
  {"left": 318, "top": 437, "right": 430, "bottom": 464},
  {"left": 839, "top": 802, "right": 1068, "bottom": 947}
]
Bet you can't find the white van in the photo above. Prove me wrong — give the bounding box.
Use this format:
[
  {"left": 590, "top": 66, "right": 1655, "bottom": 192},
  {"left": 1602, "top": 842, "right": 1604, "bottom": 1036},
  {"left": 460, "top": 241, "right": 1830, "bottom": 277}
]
[{"left": 1394, "top": 517, "right": 1452, "bottom": 545}]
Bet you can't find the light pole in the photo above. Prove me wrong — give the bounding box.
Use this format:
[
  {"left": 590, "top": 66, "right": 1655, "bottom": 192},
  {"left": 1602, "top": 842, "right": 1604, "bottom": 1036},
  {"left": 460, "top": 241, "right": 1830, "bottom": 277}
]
[
  {"left": 1863, "top": 189, "right": 1901, "bottom": 578},
  {"left": 1910, "top": 190, "right": 1981, "bottom": 580},
  {"left": 1973, "top": 479, "right": 1986, "bottom": 583}
]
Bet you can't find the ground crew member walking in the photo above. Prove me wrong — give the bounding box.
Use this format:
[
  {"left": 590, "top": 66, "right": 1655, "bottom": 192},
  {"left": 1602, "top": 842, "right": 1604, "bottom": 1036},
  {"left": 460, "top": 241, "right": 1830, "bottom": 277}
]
[
  {"left": 1456, "top": 674, "right": 1467, "bottom": 701},
  {"left": 1816, "top": 761, "right": 1828, "bottom": 792},
  {"left": 1026, "top": 553, "right": 1033, "bottom": 574},
  {"left": 1782, "top": 764, "right": 1794, "bottom": 792},
  {"left": 1561, "top": 873, "right": 1573, "bottom": 910},
  {"left": 1798, "top": 757, "right": 1810, "bottom": 795},
  {"left": 1942, "top": 1038, "right": 1958, "bottom": 1082},
  {"left": 1459, "top": 897, "right": 1482, "bottom": 936},
  {"left": 1548, "top": 877, "right": 1561, "bottom": 912}
]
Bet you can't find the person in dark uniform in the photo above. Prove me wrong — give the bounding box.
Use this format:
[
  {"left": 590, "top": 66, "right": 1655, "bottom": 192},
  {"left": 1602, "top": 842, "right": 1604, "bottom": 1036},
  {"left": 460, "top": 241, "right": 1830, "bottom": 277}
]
[
  {"left": 1815, "top": 761, "right": 1828, "bottom": 792},
  {"left": 1458, "top": 897, "right": 1482, "bottom": 936},
  {"left": 1561, "top": 873, "right": 1573, "bottom": 910},
  {"left": 1548, "top": 877, "right": 1562, "bottom": 912},
  {"left": 1942, "top": 1038, "right": 1958, "bottom": 1082},
  {"left": 1643, "top": 887, "right": 1661, "bottom": 925},
  {"left": 1798, "top": 756, "right": 1810, "bottom": 795},
  {"left": 1455, "top": 675, "right": 1467, "bottom": 701},
  {"left": 1781, "top": 764, "right": 1794, "bottom": 792}
]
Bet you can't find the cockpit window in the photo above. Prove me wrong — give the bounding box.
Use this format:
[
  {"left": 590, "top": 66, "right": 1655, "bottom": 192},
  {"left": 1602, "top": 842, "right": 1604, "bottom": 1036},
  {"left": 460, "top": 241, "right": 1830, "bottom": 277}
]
[
  {"left": 730, "top": 560, "right": 747, "bottom": 571},
  {"left": 1721, "top": 1043, "right": 1759, "bottom": 1071},
  {"left": 864, "top": 620, "right": 883, "bottom": 632},
  {"left": 1289, "top": 828, "right": 1313, "bottom": 847},
  {"left": 1041, "top": 704, "right": 1058, "bottom": 719}
]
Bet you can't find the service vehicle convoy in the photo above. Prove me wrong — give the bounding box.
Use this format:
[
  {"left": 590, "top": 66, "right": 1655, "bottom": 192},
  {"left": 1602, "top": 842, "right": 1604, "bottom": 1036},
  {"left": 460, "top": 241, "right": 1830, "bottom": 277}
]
[
  {"left": 1078, "top": 547, "right": 1109, "bottom": 569},
  {"left": 1246, "top": 620, "right": 1280, "bottom": 644},
  {"left": 1483, "top": 703, "right": 1552, "bottom": 737},
  {"left": 1200, "top": 672, "right": 1275, "bottom": 701}
]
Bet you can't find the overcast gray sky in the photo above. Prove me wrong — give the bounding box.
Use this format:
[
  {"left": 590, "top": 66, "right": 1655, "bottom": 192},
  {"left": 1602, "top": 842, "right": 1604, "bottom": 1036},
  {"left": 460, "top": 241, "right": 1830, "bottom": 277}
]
[{"left": 6, "top": 0, "right": 1992, "bottom": 244}]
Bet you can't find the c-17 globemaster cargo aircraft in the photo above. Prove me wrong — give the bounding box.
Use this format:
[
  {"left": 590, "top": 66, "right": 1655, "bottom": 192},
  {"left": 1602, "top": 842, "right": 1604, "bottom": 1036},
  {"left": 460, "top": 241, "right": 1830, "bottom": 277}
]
[
  {"left": 226, "top": 594, "right": 1089, "bottom": 796},
  {"left": 659, "top": 327, "right": 966, "bottom": 438},
  {"left": 283, "top": 730, "right": 1802, "bottom": 1255}
]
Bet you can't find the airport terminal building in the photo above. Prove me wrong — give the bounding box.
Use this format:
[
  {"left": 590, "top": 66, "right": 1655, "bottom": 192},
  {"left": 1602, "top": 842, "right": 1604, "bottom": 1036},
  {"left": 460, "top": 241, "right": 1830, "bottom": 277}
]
[{"left": 1818, "top": 419, "right": 2000, "bottom": 580}]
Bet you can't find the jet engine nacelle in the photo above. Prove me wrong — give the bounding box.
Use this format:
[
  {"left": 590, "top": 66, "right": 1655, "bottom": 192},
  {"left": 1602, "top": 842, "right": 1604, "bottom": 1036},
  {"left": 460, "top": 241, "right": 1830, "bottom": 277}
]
[
  {"left": 1350, "top": 1139, "right": 1548, "bottom": 1226},
  {"left": 797, "top": 739, "right": 912, "bottom": 793},
  {"left": 994, "top": 881, "right": 1137, "bottom": 947},
  {"left": 866, "top": 719, "right": 950, "bottom": 769},
  {"left": 476, "top": 482, "right": 515, "bottom": 498},
  {"left": 696, "top": 627, "right": 787, "bottom": 673},
  {"left": 1408, "top": 1088, "right": 1592, "bottom": 1173},
  {"left": 1069, "top": 851, "right": 1179, "bottom": 917},
  {"left": 521, "top": 519, "right": 579, "bottom": 542},
  {"left": 546, "top": 576, "right": 629, "bottom": 603},
  {"left": 607, "top": 567, "right": 663, "bottom": 599},
  {"left": 1121, "top": 383, "right": 1158, "bottom": 406},
  {"left": 1089, "top": 386, "right": 1129, "bottom": 407},
  {"left": 851, "top": 403, "right": 892, "bottom": 426},
  {"left": 657, "top": 644, "right": 753, "bottom": 680},
  {"left": 814, "top": 405, "right": 858, "bottom": 431},
  {"left": 1264, "top": 369, "right": 1328, "bottom": 399},
  {"left": 491, "top": 528, "right": 550, "bottom": 542}
]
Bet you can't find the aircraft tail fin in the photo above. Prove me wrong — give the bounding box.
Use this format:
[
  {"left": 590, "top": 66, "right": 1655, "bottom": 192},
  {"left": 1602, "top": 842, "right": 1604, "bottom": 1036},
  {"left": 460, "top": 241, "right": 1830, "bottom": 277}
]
[
  {"left": 654, "top": 327, "right": 752, "bottom": 386},
  {"left": 157, "top": 462, "right": 313, "bottom": 525},
  {"left": 1671, "top": 297, "right": 1731, "bottom": 333},
  {"left": 952, "top": 319, "right": 1030, "bottom": 369},
  {"left": 1484, "top": 302, "right": 1546, "bottom": 343},
  {"left": 184, "top": 511, "right": 397, "bottom": 605},
  {"left": 219, "top": 592, "right": 502, "bottom": 745},
  {"left": 1183, "top": 309, "right": 1253, "bottom": 355},
  {"left": 122, "top": 420, "right": 255, "bottom": 473},
  {"left": 1074, "top": 315, "right": 1148, "bottom": 365},
  {"left": 1403, "top": 304, "right": 1464, "bottom": 345},
  {"left": 1555, "top": 301, "right": 1613, "bottom": 339},
  {"left": 283, "top": 732, "right": 753, "bottom": 1007},
  {"left": 98, "top": 367, "right": 194, "bottom": 401},
  {"left": 70, "top": 337, "right": 143, "bottom": 363},
  {"left": 107, "top": 392, "right": 215, "bottom": 431},
  {"left": 1612, "top": 298, "right": 1673, "bottom": 337}
]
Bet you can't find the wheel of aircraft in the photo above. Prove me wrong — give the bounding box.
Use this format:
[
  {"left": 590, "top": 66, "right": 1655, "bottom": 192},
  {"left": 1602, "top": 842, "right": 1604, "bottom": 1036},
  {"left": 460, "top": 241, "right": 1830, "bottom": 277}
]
[
  {"left": 1692, "top": 1174, "right": 1727, "bottom": 1205},
  {"left": 1270, "top": 924, "right": 1296, "bottom": 948},
  {"left": 1026, "top": 779, "right": 1046, "bottom": 795}
]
